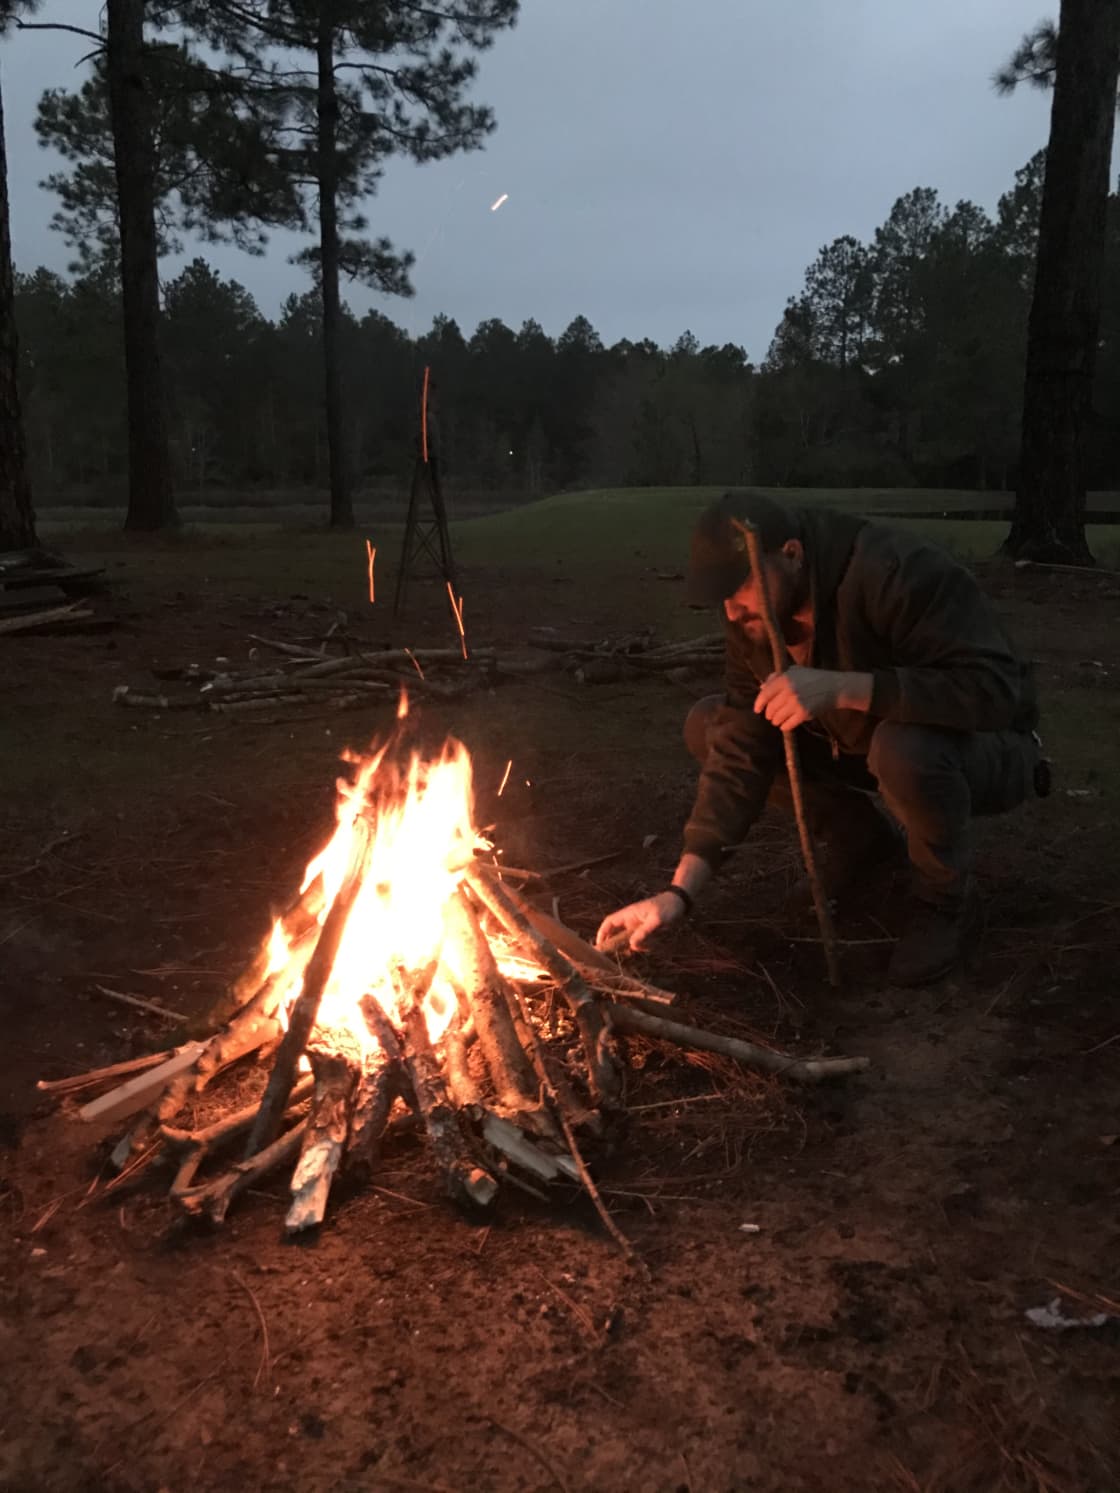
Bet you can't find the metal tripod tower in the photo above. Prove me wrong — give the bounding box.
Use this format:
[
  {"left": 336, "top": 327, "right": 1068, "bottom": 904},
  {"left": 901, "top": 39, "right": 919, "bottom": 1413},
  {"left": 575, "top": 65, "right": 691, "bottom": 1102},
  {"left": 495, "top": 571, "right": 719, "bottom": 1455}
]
[{"left": 393, "top": 366, "right": 457, "bottom": 617}]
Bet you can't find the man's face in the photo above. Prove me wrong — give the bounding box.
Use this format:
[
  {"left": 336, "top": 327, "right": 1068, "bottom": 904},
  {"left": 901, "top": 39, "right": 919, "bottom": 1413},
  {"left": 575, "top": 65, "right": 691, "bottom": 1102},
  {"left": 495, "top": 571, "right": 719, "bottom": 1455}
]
[{"left": 722, "top": 540, "right": 804, "bottom": 642}]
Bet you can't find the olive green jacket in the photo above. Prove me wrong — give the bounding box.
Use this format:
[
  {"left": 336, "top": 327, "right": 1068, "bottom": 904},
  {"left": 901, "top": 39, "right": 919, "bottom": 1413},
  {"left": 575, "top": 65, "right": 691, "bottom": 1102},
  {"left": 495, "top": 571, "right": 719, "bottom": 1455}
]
[{"left": 681, "top": 509, "right": 1039, "bottom": 866}]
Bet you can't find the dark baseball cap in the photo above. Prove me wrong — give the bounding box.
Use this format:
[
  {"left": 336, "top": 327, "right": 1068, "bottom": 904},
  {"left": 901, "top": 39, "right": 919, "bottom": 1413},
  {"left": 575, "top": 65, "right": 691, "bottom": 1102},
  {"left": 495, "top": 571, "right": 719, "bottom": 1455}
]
[{"left": 685, "top": 490, "right": 801, "bottom": 606}]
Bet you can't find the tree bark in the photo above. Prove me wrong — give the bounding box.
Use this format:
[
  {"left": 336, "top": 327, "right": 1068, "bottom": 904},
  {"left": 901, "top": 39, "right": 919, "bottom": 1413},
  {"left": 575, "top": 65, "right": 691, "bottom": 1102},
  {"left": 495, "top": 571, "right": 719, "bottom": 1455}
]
[
  {"left": 0, "top": 70, "right": 37, "bottom": 553},
  {"left": 1005, "top": 0, "right": 1120, "bottom": 563},
  {"left": 106, "top": 0, "right": 177, "bottom": 532},
  {"left": 317, "top": 8, "right": 353, "bottom": 530}
]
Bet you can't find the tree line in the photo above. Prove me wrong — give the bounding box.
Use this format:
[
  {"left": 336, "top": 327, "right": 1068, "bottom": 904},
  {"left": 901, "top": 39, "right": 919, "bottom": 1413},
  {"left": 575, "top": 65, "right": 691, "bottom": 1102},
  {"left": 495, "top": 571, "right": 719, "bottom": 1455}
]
[
  {"left": 12, "top": 152, "right": 1120, "bottom": 505},
  {"left": 0, "top": 1, "right": 1118, "bottom": 560}
]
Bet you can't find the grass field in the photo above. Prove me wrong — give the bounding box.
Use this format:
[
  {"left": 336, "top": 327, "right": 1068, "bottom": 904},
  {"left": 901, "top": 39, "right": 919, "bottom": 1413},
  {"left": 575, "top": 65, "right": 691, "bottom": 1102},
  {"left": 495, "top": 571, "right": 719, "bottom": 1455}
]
[
  {"left": 43, "top": 483, "right": 1120, "bottom": 569},
  {"left": 454, "top": 485, "right": 1120, "bottom": 569}
]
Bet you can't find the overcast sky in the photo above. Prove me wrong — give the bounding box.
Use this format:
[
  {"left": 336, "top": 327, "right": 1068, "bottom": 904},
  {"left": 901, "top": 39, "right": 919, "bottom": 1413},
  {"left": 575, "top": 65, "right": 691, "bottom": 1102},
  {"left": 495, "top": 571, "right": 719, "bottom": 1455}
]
[{"left": 3, "top": 0, "right": 1067, "bottom": 361}]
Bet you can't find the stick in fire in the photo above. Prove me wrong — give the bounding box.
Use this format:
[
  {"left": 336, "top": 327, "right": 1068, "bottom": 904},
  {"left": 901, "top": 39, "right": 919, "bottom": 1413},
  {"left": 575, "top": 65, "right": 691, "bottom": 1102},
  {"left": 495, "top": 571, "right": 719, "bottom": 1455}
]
[{"left": 40, "top": 718, "right": 870, "bottom": 1246}]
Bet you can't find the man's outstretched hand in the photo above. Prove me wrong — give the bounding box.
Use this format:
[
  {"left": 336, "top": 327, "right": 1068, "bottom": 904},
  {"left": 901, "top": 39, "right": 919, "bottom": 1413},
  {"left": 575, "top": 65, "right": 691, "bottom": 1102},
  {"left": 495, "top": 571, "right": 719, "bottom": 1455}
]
[
  {"left": 754, "top": 667, "right": 873, "bottom": 730},
  {"left": 595, "top": 891, "right": 687, "bottom": 953}
]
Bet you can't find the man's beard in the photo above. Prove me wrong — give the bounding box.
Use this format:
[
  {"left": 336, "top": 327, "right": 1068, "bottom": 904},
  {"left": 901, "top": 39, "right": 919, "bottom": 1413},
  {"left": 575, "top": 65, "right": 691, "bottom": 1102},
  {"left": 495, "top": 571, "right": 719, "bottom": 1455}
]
[{"left": 732, "top": 574, "right": 804, "bottom": 644}]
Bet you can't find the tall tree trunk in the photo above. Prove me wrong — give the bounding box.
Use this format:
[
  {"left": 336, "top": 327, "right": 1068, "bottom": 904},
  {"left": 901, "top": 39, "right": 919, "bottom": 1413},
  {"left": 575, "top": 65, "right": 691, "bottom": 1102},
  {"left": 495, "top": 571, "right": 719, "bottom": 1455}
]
[
  {"left": 317, "top": 9, "right": 353, "bottom": 530},
  {"left": 106, "top": 0, "right": 177, "bottom": 532},
  {"left": 0, "top": 69, "right": 37, "bottom": 553},
  {"left": 1004, "top": 0, "right": 1120, "bottom": 563}
]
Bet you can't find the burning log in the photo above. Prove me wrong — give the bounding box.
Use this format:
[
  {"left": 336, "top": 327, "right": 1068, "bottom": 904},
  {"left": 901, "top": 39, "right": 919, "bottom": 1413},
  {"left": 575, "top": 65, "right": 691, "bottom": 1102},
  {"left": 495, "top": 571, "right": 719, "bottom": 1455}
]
[
  {"left": 106, "top": 935, "right": 316, "bottom": 1168},
  {"left": 443, "top": 891, "right": 554, "bottom": 1135},
  {"left": 442, "top": 1018, "right": 481, "bottom": 1109},
  {"left": 176, "top": 1120, "right": 310, "bottom": 1225},
  {"left": 224, "top": 874, "right": 324, "bottom": 1017},
  {"left": 161, "top": 1077, "right": 316, "bottom": 1198},
  {"left": 392, "top": 960, "right": 498, "bottom": 1209},
  {"left": 245, "top": 861, "right": 365, "bottom": 1159},
  {"left": 42, "top": 716, "right": 872, "bottom": 1246},
  {"left": 347, "top": 1042, "right": 401, "bottom": 1171},
  {"left": 286, "top": 1040, "right": 361, "bottom": 1233},
  {"left": 465, "top": 867, "right": 622, "bottom": 1108}
]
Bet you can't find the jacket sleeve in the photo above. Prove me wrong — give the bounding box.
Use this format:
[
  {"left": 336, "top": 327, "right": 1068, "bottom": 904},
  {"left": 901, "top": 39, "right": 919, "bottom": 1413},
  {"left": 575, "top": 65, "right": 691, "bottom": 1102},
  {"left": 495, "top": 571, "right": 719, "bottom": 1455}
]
[
  {"left": 681, "top": 625, "right": 783, "bottom": 867},
  {"left": 862, "top": 534, "right": 1027, "bottom": 732}
]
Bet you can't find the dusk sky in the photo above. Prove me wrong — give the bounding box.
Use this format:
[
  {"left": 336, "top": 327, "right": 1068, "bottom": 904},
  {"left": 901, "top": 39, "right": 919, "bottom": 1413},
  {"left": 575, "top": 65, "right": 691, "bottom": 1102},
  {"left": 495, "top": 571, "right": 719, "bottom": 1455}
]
[{"left": 3, "top": 0, "right": 1064, "bottom": 362}]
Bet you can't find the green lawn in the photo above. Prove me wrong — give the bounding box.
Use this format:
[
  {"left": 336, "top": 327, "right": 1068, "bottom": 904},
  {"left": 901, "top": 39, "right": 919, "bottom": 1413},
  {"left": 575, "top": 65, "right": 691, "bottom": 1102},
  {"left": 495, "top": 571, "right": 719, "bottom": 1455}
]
[
  {"left": 453, "top": 486, "right": 1120, "bottom": 570},
  {"left": 45, "top": 486, "right": 1120, "bottom": 601}
]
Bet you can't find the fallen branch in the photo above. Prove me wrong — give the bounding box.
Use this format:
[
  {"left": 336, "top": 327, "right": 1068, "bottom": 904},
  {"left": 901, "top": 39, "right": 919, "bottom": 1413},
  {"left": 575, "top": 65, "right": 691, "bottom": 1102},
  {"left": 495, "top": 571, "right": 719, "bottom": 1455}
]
[
  {"left": 605, "top": 1002, "right": 869, "bottom": 1083},
  {"left": 176, "top": 1121, "right": 309, "bottom": 1224},
  {"left": 0, "top": 602, "right": 92, "bottom": 634},
  {"left": 492, "top": 850, "right": 625, "bottom": 890},
  {"left": 162, "top": 1077, "right": 315, "bottom": 1197},
  {"left": 90, "top": 983, "right": 188, "bottom": 1024},
  {"left": 79, "top": 1043, "right": 206, "bottom": 1125},
  {"left": 37, "top": 1048, "right": 175, "bottom": 1097}
]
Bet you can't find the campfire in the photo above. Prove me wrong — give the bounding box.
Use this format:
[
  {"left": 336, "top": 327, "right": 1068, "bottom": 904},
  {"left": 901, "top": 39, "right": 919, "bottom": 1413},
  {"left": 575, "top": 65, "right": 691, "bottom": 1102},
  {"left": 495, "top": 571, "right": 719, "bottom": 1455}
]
[{"left": 41, "top": 703, "right": 870, "bottom": 1245}]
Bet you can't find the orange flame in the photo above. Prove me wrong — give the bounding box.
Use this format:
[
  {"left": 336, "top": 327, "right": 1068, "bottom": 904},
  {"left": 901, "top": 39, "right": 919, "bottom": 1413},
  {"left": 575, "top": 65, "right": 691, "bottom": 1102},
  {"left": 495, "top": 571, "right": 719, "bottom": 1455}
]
[
  {"left": 264, "top": 730, "right": 532, "bottom": 1058},
  {"left": 365, "top": 541, "right": 376, "bottom": 605}
]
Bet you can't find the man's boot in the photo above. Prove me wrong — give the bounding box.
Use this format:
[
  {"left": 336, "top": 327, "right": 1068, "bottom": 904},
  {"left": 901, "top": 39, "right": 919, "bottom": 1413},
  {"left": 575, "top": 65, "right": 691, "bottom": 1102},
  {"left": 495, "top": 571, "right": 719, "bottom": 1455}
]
[{"left": 887, "top": 877, "right": 980, "bottom": 987}]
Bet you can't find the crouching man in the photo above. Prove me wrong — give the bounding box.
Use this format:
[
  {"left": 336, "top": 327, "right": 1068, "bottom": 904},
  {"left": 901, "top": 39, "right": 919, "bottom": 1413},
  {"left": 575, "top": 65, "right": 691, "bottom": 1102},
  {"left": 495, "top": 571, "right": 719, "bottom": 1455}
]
[{"left": 595, "top": 491, "right": 1043, "bottom": 986}]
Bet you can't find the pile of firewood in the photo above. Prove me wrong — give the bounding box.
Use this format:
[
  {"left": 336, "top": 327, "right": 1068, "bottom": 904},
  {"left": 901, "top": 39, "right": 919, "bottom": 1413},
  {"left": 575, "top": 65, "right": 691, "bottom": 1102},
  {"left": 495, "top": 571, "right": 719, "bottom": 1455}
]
[
  {"left": 110, "top": 627, "right": 726, "bottom": 717},
  {"left": 0, "top": 549, "right": 105, "bottom": 635},
  {"left": 525, "top": 626, "right": 724, "bottom": 685},
  {"left": 40, "top": 864, "right": 867, "bottom": 1243},
  {"left": 112, "top": 638, "right": 492, "bottom": 716}
]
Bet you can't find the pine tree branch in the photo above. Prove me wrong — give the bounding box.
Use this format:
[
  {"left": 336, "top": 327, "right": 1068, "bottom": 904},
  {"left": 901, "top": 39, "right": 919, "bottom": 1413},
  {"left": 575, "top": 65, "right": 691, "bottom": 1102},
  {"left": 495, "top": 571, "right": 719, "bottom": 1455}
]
[
  {"left": 15, "top": 19, "right": 104, "bottom": 46},
  {"left": 205, "top": 0, "right": 304, "bottom": 50}
]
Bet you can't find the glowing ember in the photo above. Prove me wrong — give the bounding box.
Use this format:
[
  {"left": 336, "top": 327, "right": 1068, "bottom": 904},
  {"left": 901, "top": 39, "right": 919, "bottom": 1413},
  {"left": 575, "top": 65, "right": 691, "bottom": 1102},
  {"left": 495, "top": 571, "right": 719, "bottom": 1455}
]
[
  {"left": 365, "top": 540, "right": 376, "bottom": 604},
  {"left": 446, "top": 581, "right": 469, "bottom": 660},
  {"left": 264, "top": 722, "right": 529, "bottom": 1058}
]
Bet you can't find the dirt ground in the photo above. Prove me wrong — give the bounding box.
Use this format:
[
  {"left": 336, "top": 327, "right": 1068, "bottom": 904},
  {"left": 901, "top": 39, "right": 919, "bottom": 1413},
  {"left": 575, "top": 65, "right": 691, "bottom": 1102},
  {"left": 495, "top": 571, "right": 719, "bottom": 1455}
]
[{"left": 1, "top": 534, "right": 1118, "bottom": 1493}]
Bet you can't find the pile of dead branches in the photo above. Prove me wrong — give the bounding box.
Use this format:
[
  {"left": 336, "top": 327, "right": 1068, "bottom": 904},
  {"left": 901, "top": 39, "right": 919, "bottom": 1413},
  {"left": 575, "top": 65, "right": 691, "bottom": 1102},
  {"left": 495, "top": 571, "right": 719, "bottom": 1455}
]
[
  {"left": 40, "top": 869, "right": 867, "bottom": 1246},
  {"left": 109, "top": 627, "right": 726, "bottom": 717},
  {"left": 112, "top": 638, "right": 493, "bottom": 716},
  {"left": 525, "top": 626, "right": 724, "bottom": 685},
  {"left": 0, "top": 549, "right": 105, "bottom": 635}
]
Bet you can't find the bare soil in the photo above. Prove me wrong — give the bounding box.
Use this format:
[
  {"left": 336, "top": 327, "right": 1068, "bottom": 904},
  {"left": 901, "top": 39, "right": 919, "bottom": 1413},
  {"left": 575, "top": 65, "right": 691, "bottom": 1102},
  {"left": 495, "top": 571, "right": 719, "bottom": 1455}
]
[{"left": 1, "top": 539, "right": 1118, "bottom": 1493}]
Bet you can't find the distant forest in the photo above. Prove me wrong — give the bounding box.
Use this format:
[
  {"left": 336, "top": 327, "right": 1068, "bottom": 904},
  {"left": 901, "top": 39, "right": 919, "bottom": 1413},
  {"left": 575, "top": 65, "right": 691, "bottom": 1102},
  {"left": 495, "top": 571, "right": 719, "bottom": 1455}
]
[{"left": 14, "top": 148, "right": 1120, "bottom": 500}]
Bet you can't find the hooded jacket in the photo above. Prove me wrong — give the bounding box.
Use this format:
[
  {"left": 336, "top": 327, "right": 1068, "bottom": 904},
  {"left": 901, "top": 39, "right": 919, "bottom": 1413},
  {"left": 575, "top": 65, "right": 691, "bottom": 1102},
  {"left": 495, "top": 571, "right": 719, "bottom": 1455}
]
[{"left": 681, "top": 509, "right": 1039, "bottom": 866}]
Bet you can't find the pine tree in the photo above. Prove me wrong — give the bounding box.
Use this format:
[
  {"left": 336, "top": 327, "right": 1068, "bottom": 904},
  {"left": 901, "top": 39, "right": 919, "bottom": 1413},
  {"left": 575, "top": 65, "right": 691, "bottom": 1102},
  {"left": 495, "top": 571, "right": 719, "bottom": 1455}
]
[
  {"left": 181, "top": 0, "right": 519, "bottom": 528},
  {"left": 997, "top": 0, "right": 1120, "bottom": 561},
  {"left": 0, "top": 3, "right": 38, "bottom": 552}
]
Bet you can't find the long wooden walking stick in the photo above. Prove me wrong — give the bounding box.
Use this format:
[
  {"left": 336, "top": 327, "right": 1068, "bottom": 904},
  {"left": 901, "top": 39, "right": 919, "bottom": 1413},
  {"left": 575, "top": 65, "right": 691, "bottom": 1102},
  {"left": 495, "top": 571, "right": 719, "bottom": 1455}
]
[{"left": 732, "top": 518, "right": 840, "bottom": 986}]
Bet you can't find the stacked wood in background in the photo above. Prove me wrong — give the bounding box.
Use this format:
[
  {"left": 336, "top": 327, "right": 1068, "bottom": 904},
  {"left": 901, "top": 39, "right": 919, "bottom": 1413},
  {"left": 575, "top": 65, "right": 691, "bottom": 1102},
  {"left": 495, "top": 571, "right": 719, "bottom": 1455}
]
[
  {"left": 0, "top": 549, "right": 105, "bottom": 635},
  {"left": 110, "top": 628, "right": 726, "bottom": 716}
]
